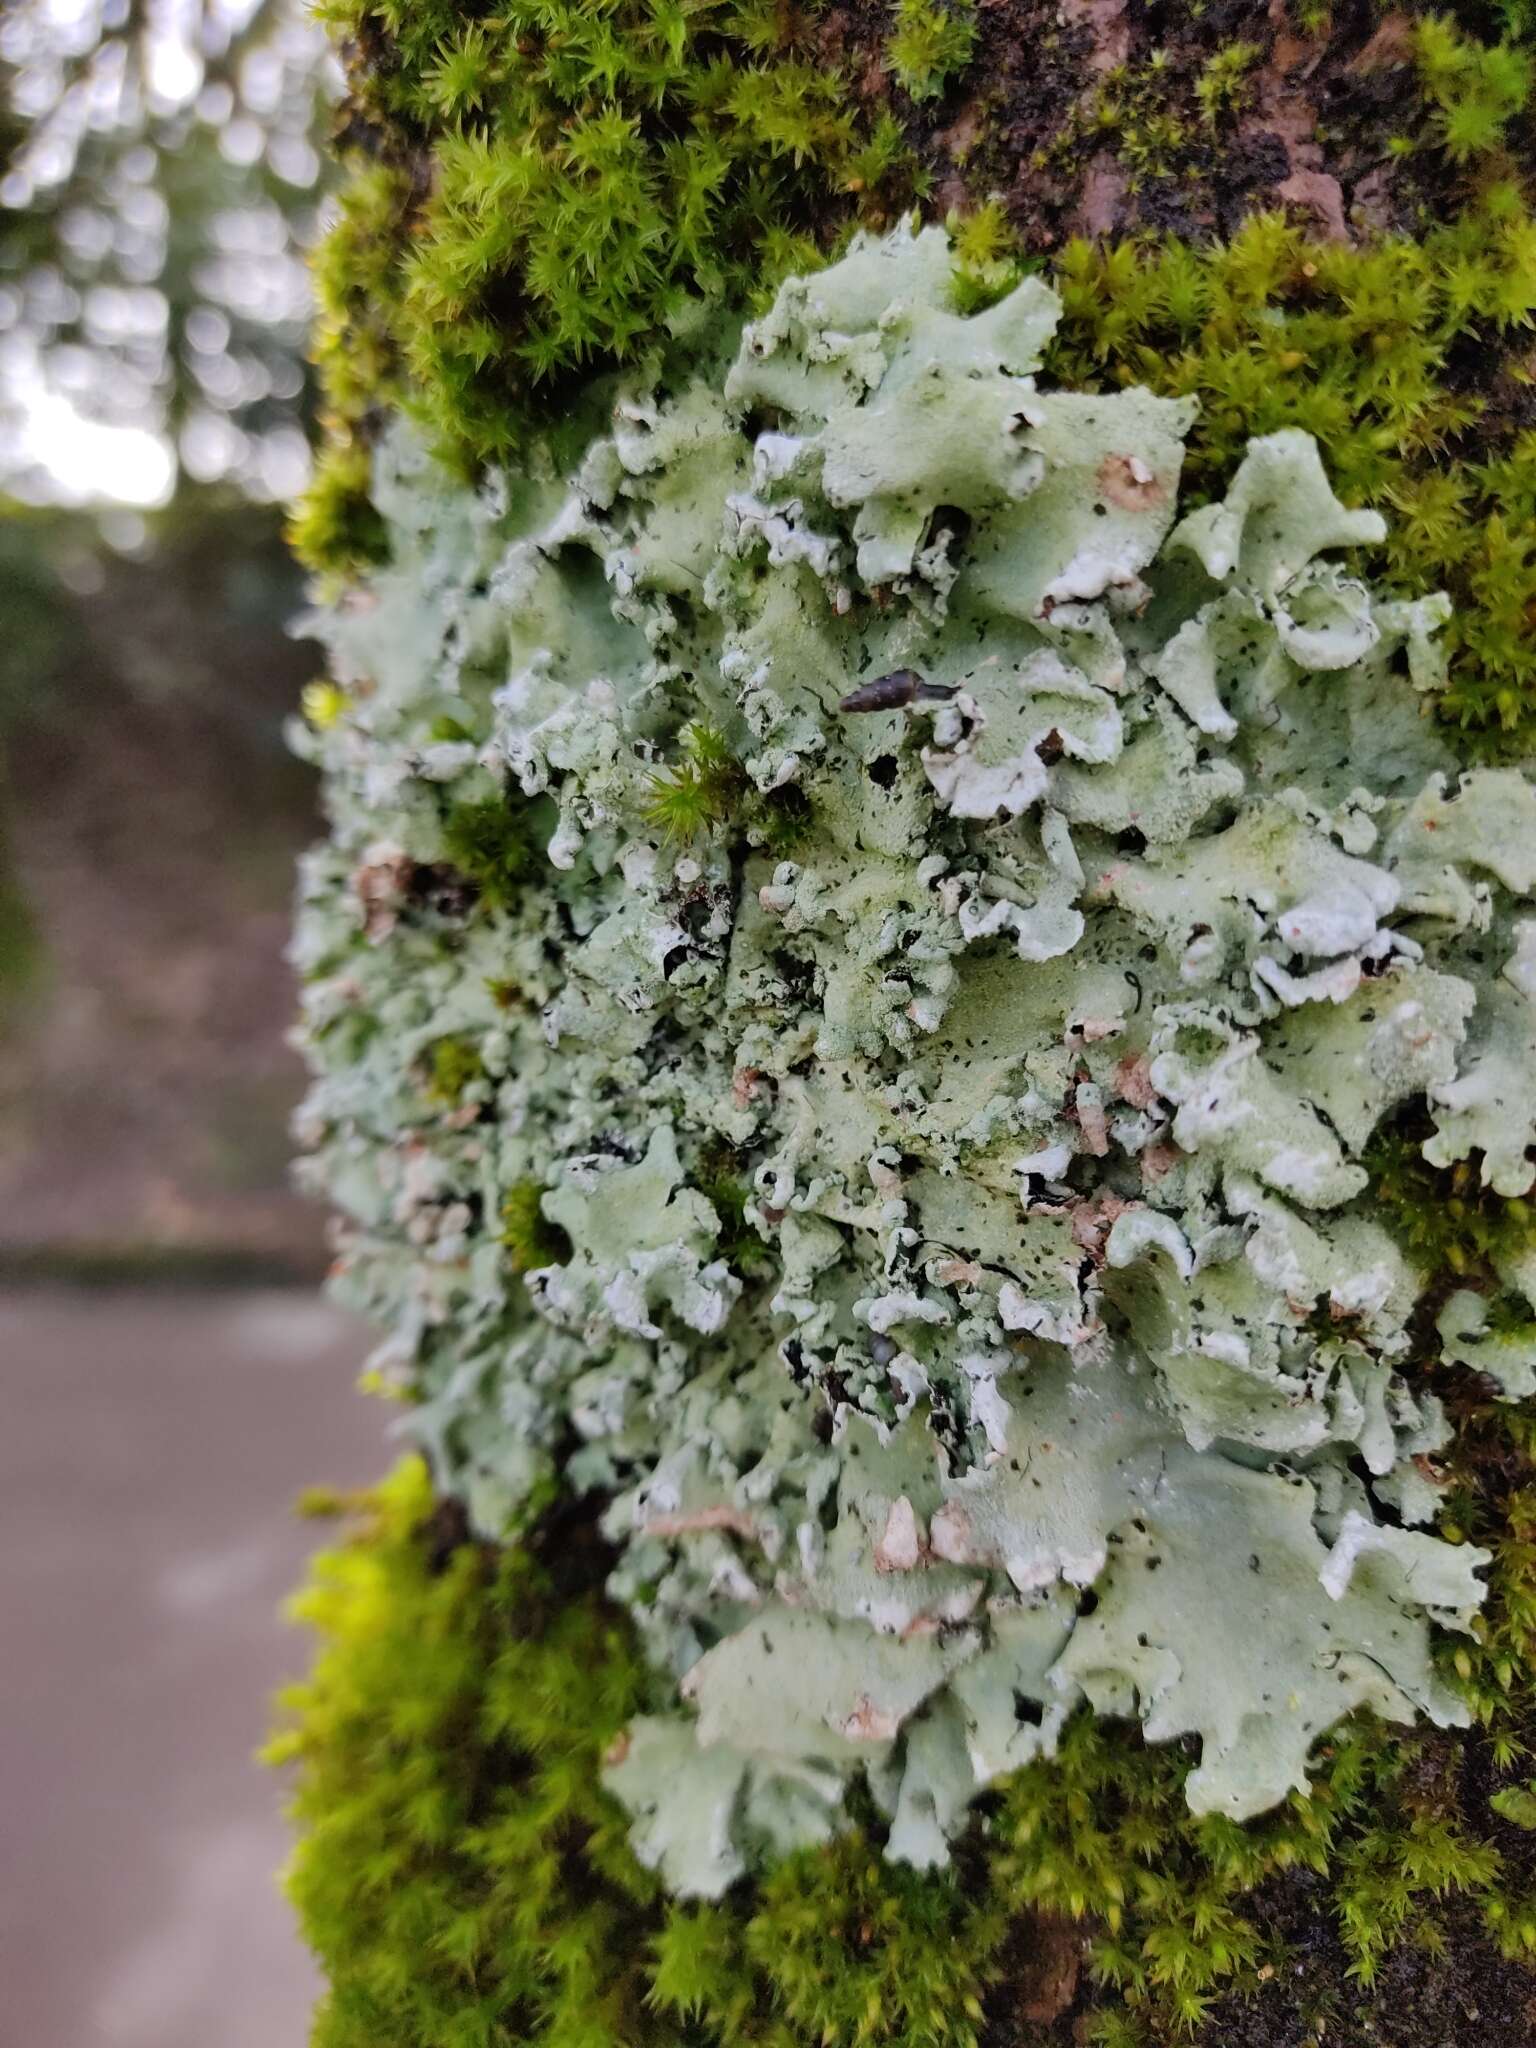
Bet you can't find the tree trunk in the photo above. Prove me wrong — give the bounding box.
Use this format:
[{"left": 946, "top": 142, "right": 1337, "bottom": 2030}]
[{"left": 277, "top": 5, "right": 1536, "bottom": 2044}]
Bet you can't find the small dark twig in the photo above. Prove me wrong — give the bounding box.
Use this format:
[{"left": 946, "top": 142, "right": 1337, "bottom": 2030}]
[{"left": 838, "top": 670, "right": 957, "bottom": 713}]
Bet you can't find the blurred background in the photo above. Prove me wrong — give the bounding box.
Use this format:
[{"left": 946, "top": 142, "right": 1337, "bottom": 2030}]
[{"left": 1, "top": 5, "right": 383, "bottom": 2040}]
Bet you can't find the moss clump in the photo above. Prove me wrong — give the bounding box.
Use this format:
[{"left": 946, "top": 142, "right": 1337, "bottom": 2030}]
[
  {"left": 268, "top": 1461, "right": 664, "bottom": 2048},
  {"left": 293, "top": 0, "right": 922, "bottom": 572},
  {"left": 273, "top": 1431, "right": 1536, "bottom": 2046},
  {"left": 1364, "top": 1106, "right": 1536, "bottom": 1282},
  {"left": 691, "top": 1144, "right": 775, "bottom": 1282},
  {"left": 643, "top": 723, "right": 813, "bottom": 854},
  {"left": 498, "top": 1179, "right": 573, "bottom": 1274},
  {"left": 423, "top": 1033, "right": 485, "bottom": 1106},
  {"left": 1416, "top": 11, "right": 1534, "bottom": 164},
  {"left": 1192, "top": 41, "right": 1262, "bottom": 132},
  {"left": 643, "top": 721, "right": 750, "bottom": 844},
  {"left": 288, "top": 167, "right": 408, "bottom": 575},
  {"left": 885, "top": 0, "right": 978, "bottom": 102},
  {"left": 438, "top": 795, "right": 542, "bottom": 912}
]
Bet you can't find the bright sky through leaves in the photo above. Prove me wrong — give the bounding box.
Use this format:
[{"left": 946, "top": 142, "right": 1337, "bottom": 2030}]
[{"left": 1, "top": 0, "right": 336, "bottom": 506}]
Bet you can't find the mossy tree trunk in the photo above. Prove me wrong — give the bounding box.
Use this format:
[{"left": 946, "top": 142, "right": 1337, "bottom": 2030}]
[{"left": 278, "top": 3, "right": 1536, "bottom": 2044}]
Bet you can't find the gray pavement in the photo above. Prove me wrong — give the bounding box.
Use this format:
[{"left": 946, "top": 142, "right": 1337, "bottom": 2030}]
[{"left": 1, "top": 1289, "right": 384, "bottom": 2048}]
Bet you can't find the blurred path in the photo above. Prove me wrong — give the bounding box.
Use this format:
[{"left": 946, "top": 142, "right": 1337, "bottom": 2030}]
[{"left": 0, "top": 1289, "right": 382, "bottom": 2048}]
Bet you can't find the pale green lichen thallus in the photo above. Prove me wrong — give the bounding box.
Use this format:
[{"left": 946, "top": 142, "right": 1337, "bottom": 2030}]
[{"left": 292, "top": 225, "right": 1536, "bottom": 1897}]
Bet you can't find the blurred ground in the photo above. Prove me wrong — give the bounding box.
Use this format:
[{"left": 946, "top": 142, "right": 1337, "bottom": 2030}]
[
  {"left": 0, "top": 1287, "right": 382, "bottom": 2048},
  {"left": 0, "top": 509, "right": 382, "bottom": 2044}
]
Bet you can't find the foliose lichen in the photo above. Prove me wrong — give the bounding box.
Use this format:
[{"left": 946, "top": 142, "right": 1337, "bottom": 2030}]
[{"left": 292, "top": 222, "right": 1536, "bottom": 1898}]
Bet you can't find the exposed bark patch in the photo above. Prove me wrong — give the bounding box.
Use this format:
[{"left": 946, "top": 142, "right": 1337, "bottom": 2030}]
[
  {"left": 980, "top": 1912, "right": 1085, "bottom": 2043},
  {"left": 818, "top": 0, "right": 1521, "bottom": 257}
]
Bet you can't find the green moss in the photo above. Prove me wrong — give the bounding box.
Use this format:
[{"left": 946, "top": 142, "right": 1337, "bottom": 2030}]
[
  {"left": 946, "top": 197, "right": 1021, "bottom": 313},
  {"left": 439, "top": 795, "right": 542, "bottom": 912},
  {"left": 287, "top": 439, "right": 391, "bottom": 582},
  {"left": 291, "top": 0, "right": 924, "bottom": 572},
  {"left": 423, "top": 1034, "right": 485, "bottom": 1106},
  {"left": 644, "top": 722, "right": 815, "bottom": 854},
  {"left": 1416, "top": 12, "right": 1534, "bottom": 164},
  {"left": 1048, "top": 50, "right": 1197, "bottom": 194},
  {"left": 1193, "top": 41, "right": 1261, "bottom": 131},
  {"left": 750, "top": 780, "right": 815, "bottom": 858},
  {"left": 1363, "top": 1107, "right": 1536, "bottom": 1281},
  {"left": 268, "top": 1460, "right": 667, "bottom": 2048},
  {"left": 885, "top": 0, "right": 978, "bottom": 102},
  {"left": 290, "top": 165, "right": 411, "bottom": 575},
  {"left": 498, "top": 1179, "right": 573, "bottom": 1274},
  {"left": 692, "top": 1144, "right": 774, "bottom": 1281},
  {"left": 644, "top": 722, "right": 750, "bottom": 844},
  {"left": 1491, "top": 1783, "right": 1536, "bottom": 1827},
  {"left": 274, "top": 1426, "right": 1536, "bottom": 2046}
]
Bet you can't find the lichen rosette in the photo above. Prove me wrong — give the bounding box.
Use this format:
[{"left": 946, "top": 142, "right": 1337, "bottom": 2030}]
[{"left": 293, "top": 224, "right": 1536, "bottom": 1896}]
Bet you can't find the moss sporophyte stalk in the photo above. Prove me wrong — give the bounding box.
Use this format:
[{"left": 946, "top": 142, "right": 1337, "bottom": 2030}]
[{"left": 287, "top": 224, "right": 1536, "bottom": 1913}]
